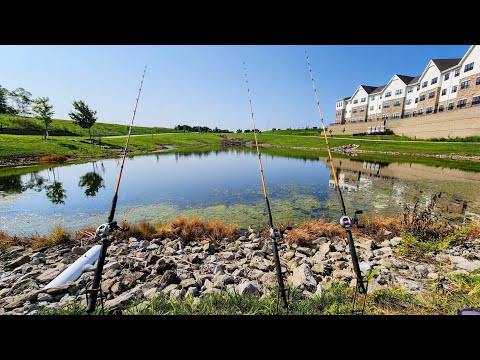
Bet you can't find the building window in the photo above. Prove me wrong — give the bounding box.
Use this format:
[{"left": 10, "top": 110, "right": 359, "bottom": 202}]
[
  {"left": 417, "top": 108, "right": 424, "bottom": 115},
  {"left": 464, "top": 62, "right": 474, "bottom": 72},
  {"left": 394, "top": 100, "right": 401, "bottom": 106},
  {"left": 415, "top": 98, "right": 418, "bottom": 103},
  {"left": 426, "top": 107, "right": 433, "bottom": 114},
  {"left": 444, "top": 73, "right": 450, "bottom": 81},
  {"left": 382, "top": 114, "right": 388, "bottom": 120},
  {"left": 422, "top": 81, "right": 427, "bottom": 88},
  {"left": 412, "top": 111, "right": 417, "bottom": 117},
  {"left": 457, "top": 99, "right": 467, "bottom": 108},
  {"left": 369, "top": 106, "right": 374, "bottom": 111},
  {"left": 378, "top": 105, "right": 381, "bottom": 109},
  {"left": 473, "top": 96, "right": 480, "bottom": 105},
  {"left": 448, "top": 102, "right": 454, "bottom": 110},
  {"left": 452, "top": 85, "right": 457, "bottom": 93},
  {"left": 370, "top": 95, "right": 375, "bottom": 101},
  {"left": 360, "top": 107, "right": 365, "bottom": 112},
  {"left": 417, "top": 85, "right": 420, "bottom": 91},
  {"left": 395, "top": 89, "right": 403, "bottom": 95},
  {"left": 383, "top": 102, "right": 390, "bottom": 108},
  {"left": 361, "top": 97, "right": 366, "bottom": 103},
  {"left": 428, "top": 91, "right": 435, "bottom": 99},
  {"left": 431, "top": 77, "right": 438, "bottom": 85},
  {"left": 404, "top": 112, "right": 410, "bottom": 118},
  {"left": 461, "top": 80, "right": 471, "bottom": 89},
  {"left": 385, "top": 91, "right": 392, "bottom": 97},
  {"left": 477, "top": 77, "right": 480, "bottom": 85},
  {"left": 455, "top": 69, "right": 460, "bottom": 77},
  {"left": 439, "top": 104, "right": 444, "bottom": 112},
  {"left": 441, "top": 88, "right": 447, "bottom": 96},
  {"left": 353, "top": 99, "right": 358, "bottom": 104},
  {"left": 406, "top": 99, "right": 412, "bottom": 105},
  {"left": 392, "top": 113, "right": 400, "bottom": 119},
  {"left": 407, "top": 87, "right": 413, "bottom": 93},
  {"left": 419, "top": 95, "right": 426, "bottom": 101},
  {"left": 353, "top": 108, "right": 357, "bottom": 113}
]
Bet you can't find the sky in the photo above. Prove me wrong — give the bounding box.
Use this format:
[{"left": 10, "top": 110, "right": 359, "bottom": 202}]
[{"left": 0, "top": 45, "right": 471, "bottom": 131}]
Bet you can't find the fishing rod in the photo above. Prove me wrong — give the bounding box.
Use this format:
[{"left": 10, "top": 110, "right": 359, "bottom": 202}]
[
  {"left": 305, "top": 52, "right": 369, "bottom": 314},
  {"left": 243, "top": 63, "right": 290, "bottom": 312},
  {"left": 86, "top": 66, "right": 147, "bottom": 314}
]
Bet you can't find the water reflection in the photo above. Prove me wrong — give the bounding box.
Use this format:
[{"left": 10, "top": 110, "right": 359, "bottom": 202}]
[
  {"left": 326, "top": 158, "right": 472, "bottom": 215},
  {"left": 78, "top": 161, "right": 105, "bottom": 197}
]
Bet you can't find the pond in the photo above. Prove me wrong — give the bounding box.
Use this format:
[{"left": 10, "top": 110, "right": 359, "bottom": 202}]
[{"left": 1, "top": 148, "right": 480, "bottom": 236}]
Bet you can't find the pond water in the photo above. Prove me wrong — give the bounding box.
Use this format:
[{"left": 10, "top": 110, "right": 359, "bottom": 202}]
[{"left": 1, "top": 148, "right": 480, "bottom": 236}]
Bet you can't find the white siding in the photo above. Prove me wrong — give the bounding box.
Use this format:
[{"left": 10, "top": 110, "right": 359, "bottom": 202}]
[
  {"left": 404, "top": 81, "right": 419, "bottom": 111},
  {"left": 345, "top": 100, "right": 352, "bottom": 120},
  {"left": 461, "top": 45, "right": 480, "bottom": 77},
  {"left": 418, "top": 61, "right": 442, "bottom": 93},
  {"left": 367, "top": 92, "right": 382, "bottom": 117},
  {"left": 439, "top": 67, "right": 461, "bottom": 104},
  {"left": 383, "top": 75, "right": 407, "bottom": 102}
]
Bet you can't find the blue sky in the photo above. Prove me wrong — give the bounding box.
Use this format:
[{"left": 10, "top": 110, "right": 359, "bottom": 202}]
[{"left": 0, "top": 45, "right": 470, "bottom": 130}]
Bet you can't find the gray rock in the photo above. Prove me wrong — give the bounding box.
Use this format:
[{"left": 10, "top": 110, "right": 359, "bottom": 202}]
[
  {"left": 390, "top": 237, "right": 402, "bottom": 246},
  {"left": 283, "top": 251, "right": 295, "bottom": 261},
  {"left": 128, "top": 241, "right": 140, "bottom": 249},
  {"left": 188, "top": 253, "right": 202, "bottom": 264},
  {"left": 45, "top": 281, "right": 79, "bottom": 296},
  {"left": 104, "top": 291, "right": 141, "bottom": 310},
  {"left": 83, "top": 264, "right": 96, "bottom": 272},
  {"left": 315, "top": 283, "right": 322, "bottom": 296},
  {"left": 160, "top": 270, "right": 179, "bottom": 286},
  {"left": 237, "top": 281, "right": 262, "bottom": 296},
  {"left": 187, "top": 287, "right": 199, "bottom": 297},
  {"left": 146, "top": 244, "right": 160, "bottom": 251},
  {"left": 111, "top": 282, "right": 123, "bottom": 294},
  {"left": 213, "top": 265, "right": 225, "bottom": 275},
  {"left": 202, "top": 242, "right": 216, "bottom": 254},
  {"left": 427, "top": 272, "right": 439, "bottom": 280},
  {"left": 213, "top": 275, "right": 234, "bottom": 288},
  {"left": 415, "top": 264, "right": 429, "bottom": 278},
  {"left": 6, "top": 255, "right": 31, "bottom": 270},
  {"left": 104, "top": 261, "right": 121, "bottom": 271},
  {"left": 31, "top": 252, "right": 46, "bottom": 260},
  {"left": 296, "top": 247, "right": 316, "bottom": 257},
  {"left": 180, "top": 278, "right": 198, "bottom": 289},
  {"left": 138, "top": 240, "right": 150, "bottom": 249},
  {"left": 332, "top": 268, "right": 354, "bottom": 279},
  {"left": 192, "top": 246, "right": 203, "bottom": 253},
  {"left": 170, "top": 289, "right": 185, "bottom": 300},
  {"left": 36, "top": 268, "right": 61, "bottom": 283},
  {"left": 448, "top": 255, "right": 480, "bottom": 273},
  {"left": 359, "top": 261, "right": 372, "bottom": 276},
  {"left": 290, "top": 264, "right": 317, "bottom": 292},
  {"left": 203, "top": 279, "right": 214, "bottom": 290},
  {"left": 71, "top": 246, "right": 87, "bottom": 256},
  {"left": 248, "top": 233, "right": 256, "bottom": 241},
  {"left": 232, "top": 268, "right": 245, "bottom": 277},
  {"left": 328, "top": 252, "right": 346, "bottom": 261},
  {"left": 248, "top": 269, "right": 266, "bottom": 280},
  {"left": 238, "top": 236, "right": 247, "bottom": 242},
  {"left": 129, "top": 237, "right": 138, "bottom": 243},
  {"left": 219, "top": 252, "right": 235, "bottom": 261},
  {"left": 380, "top": 240, "right": 391, "bottom": 248},
  {"left": 143, "top": 287, "right": 162, "bottom": 300},
  {"left": 37, "top": 293, "right": 53, "bottom": 302},
  {"left": 358, "top": 240, "right": 375, "bottom": 251}
]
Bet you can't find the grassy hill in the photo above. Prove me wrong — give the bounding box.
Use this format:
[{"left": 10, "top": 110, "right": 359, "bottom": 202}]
[{"left": 0, "top": 114, "right": 180, "bottom": 136}]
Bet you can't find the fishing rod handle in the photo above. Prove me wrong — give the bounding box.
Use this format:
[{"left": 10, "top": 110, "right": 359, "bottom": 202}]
[
  {"left": 345, "top": 228, "right": 366, "bottom": 294},
  {"left": 271, "top": 236, "right": 288, "bottom": 309},
  {"left": 86, "top": 237, "right": 110, "bottom": 313}
]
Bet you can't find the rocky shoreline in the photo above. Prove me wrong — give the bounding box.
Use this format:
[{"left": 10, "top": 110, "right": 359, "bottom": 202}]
[{"left": 1, "top": 228, "right": 479, "bottom": 315}]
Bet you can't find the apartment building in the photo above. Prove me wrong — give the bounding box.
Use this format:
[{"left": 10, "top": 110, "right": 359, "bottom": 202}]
[{"left": 335, "top": 45, "right": 480, "bottom": 124}]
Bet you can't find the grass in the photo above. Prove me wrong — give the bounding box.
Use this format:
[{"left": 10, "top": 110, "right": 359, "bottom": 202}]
[
  {"left": 0, "top": 225, "right": 74, "bottom": 250},
  {"left": 38, "top": 154, "right": 67, "bottom": 163},
  {"left": 226, "top": 133, "right": 480, "bottom": 157},
  {"left": 119, "top": 216, "right": 239, "bottom": 244},
  {"left": 39, "top": 273, "right": 480, "bottom": 315},
  {"left": 0, "top": 113, "right": 180, "bottom": 136}
]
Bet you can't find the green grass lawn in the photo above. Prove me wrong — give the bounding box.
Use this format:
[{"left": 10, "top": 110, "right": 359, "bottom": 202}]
[
  {"left": 0, "top": 114, "right": 179, "bottom": 136},
  {"left": 0, "top": 135, "right": 118, "bottom": 157},
  {"left": 227, "top": 133, "right": 480, "bottom": 156}
]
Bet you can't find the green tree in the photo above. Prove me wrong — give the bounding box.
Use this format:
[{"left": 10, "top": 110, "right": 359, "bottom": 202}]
[
  {"left": 236, "top": 129, "right": 243, "bottom": 133},
  {"left": 10, "top": 87, "right": 33, "bottom": 116},
  {"left": 0, "top": 85, "right": 12, "bottom": 114},
  {"left": 68, "top": 100, "right": 97, "bottom": 139},
  {"left": 32, "top": 97, "right": 55, "bottom": 139}
]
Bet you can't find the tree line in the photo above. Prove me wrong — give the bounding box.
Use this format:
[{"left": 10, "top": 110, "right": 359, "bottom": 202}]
[{"left": 1, "top": 84, "right": 97, "bottom": 139}]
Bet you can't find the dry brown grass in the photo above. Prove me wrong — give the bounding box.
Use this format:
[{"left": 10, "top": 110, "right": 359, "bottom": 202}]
[
  {"left": 154, "top": 216, "right": 238, "bottom": 244},
  {"left": 39, "top": 154, "right": 67, "bottom": 163},
  {"left": 359, "top": 215, "right": 403, "bottom": 241},
  {"left": 285, "top": 219, "right": 345, "bottom": 246},
  {"left": 465, "top": 223, "right": 480, "bottom": 240},
  {"left": 0, "top": 226, "right": 74, "bottom": 250}
]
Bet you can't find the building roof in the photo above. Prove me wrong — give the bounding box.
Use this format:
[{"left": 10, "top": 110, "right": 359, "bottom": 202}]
[
  {"left": 432, "top": 58, "right": 462, "bottom": 72},
  {"left": 408, "top": 76, "right": 421, "bottom": 85},
  {"left": 360, "top": 85, "right": 378, "bottom": 94},
  {"left": 371, "top": 85, "right": 385, "bottom": 94},
  {"left": 396, "top": 74, "right": 416, "bottom": 85},
  {"left": 336, "top": 96, "right": 351, "bottom": 101}
]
